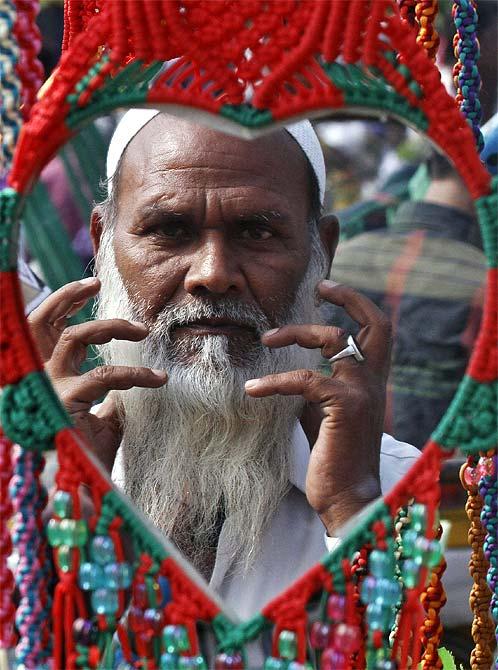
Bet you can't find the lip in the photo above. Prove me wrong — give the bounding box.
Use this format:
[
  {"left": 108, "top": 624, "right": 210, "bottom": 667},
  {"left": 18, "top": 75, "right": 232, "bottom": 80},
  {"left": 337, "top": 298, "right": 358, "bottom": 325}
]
[{"left": 173, "top": 320, "right": 255, "bottom": 336}]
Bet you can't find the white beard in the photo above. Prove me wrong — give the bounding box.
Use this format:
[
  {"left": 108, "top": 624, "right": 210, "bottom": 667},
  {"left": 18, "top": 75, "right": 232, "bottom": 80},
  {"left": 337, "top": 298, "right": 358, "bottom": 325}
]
[{"left": 94, "top": 226, "right": 327, "bottom": 575}]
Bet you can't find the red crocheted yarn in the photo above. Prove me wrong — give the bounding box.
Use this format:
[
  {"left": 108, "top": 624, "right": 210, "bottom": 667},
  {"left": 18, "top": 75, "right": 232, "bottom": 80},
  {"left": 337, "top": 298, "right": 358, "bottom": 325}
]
[
  {"left": 468, "top": 268, "right": 498, "bottom": 383},
  {"left": 0, "top": 271, "right": 44, "bottom": 386}
]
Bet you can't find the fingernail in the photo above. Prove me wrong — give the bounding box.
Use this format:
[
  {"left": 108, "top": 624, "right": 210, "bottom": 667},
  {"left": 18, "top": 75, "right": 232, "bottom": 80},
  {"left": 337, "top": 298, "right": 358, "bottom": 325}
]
[
  {"left": 320, "top": 279, "right": 339, "bottom": 288},
  {"left": 131, "top": 321, "right": 148, "bottom": 329},
  {"left": 80, "top": 277, "right": 97, "bottom": 285},
  {"left": 264, "top": 328, "right": 280, "bottom": 337},
  {"left": 245, "top": 379, "right": 259, "bottom": 390},
  {"left": 151, "top": 369, "right": 167, "bottom": 379}
]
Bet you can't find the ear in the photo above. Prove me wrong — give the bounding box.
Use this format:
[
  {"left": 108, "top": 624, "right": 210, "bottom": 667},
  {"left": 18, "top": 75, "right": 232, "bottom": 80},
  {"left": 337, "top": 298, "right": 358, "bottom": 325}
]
[
  {"left": 90, "top": 207, "right": 104, "bottom": 256},
  {"left": 318, "top": 214, "right": 339, "bottom": 273}
]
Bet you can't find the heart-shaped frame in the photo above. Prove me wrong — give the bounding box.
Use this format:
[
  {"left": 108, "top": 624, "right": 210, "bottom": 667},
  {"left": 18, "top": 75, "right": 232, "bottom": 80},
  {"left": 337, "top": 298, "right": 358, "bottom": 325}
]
[{"left": 1, "top": 2, "right": 496, "bottom": 669}]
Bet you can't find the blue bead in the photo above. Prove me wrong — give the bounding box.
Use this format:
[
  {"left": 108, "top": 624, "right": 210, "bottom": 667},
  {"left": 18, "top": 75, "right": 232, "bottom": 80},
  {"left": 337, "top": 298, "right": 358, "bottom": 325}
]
[
  {"left": 103, "top": 562, "right": 121, "bottom": 589},
  {"left": 90, "top": 535, "right": 116, "bottom": 565},
  {"left": 91, "top": 587, "right": 119, "bottom": 615},
  {"left": 264, "top": 658, "right": 287, "bottom": 670},
  {"left": 360, "top": 575, "right": 377, "bottom": 604},
  {"left": 370, "top": 550, "right": 394, "bottom": 578},
  {"left": 161, "top": 654, "right": 179, "bottom": 670},
  {"left": 119, "top": 563, "right": 133, "bottom": 589},
  {"left": 79, "top": 562, "right": 104, "bottom": 591},
  {"left": 367, "top": 602, "right": 395, "bottom": 631}
]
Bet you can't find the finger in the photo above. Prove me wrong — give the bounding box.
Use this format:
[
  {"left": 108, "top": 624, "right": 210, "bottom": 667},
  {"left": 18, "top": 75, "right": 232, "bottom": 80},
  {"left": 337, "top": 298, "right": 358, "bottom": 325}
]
[
  {"left": 50, "top": 319, "right": 149, "bottom": 376},
  {"left": 245, "top": 369, "right": 337, "bottom": 404},
  {"left": 29, "top": 277, "right": 100, "bottom": 328},
  {"left": 262, "top": 324, "right": 347, "bottom": 358},
  {"left": 317, "top": 281, "right": 387, "bottom": 328},
  {"left": 318, "top": 281, "right": 392, "bottom": 369},
  {"left": 61, "top": 365, "right": 167, "bottom": 407}
]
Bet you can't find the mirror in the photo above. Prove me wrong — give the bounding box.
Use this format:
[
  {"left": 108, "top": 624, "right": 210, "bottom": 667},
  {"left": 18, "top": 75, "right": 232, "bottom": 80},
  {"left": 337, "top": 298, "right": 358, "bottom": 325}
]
[
  {"left": 18, "top": 109, "right": 484, "bottom": 629},
  {"left": 3, "top": 3, "right": 495, "bottom": 668}
]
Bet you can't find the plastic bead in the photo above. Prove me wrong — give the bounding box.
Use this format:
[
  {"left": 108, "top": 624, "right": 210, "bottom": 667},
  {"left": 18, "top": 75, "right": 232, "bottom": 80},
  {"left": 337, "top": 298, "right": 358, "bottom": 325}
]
[
  {"left": 310, "top": 621, "right": 331, "bottom": 649},
  {"left": 57, "top": 545, "right": 72, "bottom": 573},
  {"left": 331, "top": 623, "right": 362, "bottom": 653},
  {"left": 90, "top": 535, "right": 116, "bottom": 564},
  {"left": 278, "top": 630, "right": 297, "bottom": 660},
  {"left": 178, "top": 657, "right": 208, "bottom": 669},
  {"left": 119, "top": 563, "right": 133, "bottom": 589},
  {"left": 367, "top": 602, "right": 394, "bottom": 632},
  {"left": 79, "top": 562, "right": 104, "bottom": 591},
  {"left": 401, "top": 559, "right": 420, "bottom": 589},
  {"left": 477, "top": 456, "right": 495, "bottom": 479},
  {"left": 326, "top": 593, "right": 346, "bottom": 622},
  {"left": 46, "top": 519, "right": 62, "bottom": 547},
  {"left": 263, "top": 658, "right": 287, "bottom": 670},
  {"left": 410, "top": 504, "right": 427, "bottom": 532},
  {"left": 103, "top": 562, "right": 121, "bottom": 589},
  {"left": 160, "top": 653, "right": 179, "bottom": 670},
  {"left": 214, "top": 652, "right": 244, "bottom": 669},
  {"left": 463, "top": 465, "right": 478, "bottom": 487},
  {"left": 162, "top": 624, "right": 190, "bottom": 654},
  {"left": 369, "top": 550, "right": 394, "bottom": 578},
  {"left": 53, "top": 490, "right": 73, "bottom": 519},
  {"left": 90, "top": 587, "right": 119, "bottom": 615},
  {"left": 72, "top": 618, "right": 99, "bottom": 646},
  {"left": 400, "top": 529, "right": 418, "bottom": 557},
  {"left": 321, "top": 648, "right": 347, "bottom": 670},
  {"left": 426, "top": 540, "right": 443, "bottom": 567},
  {"left": 59, "top": 519, "right": 88, "bottom": 547}
]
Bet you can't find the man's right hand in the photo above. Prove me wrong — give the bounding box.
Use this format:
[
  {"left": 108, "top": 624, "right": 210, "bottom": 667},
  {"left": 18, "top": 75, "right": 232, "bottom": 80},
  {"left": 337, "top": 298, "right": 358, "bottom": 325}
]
[{"left": 28, "top": 277, "right": 168, "bottom": 472}]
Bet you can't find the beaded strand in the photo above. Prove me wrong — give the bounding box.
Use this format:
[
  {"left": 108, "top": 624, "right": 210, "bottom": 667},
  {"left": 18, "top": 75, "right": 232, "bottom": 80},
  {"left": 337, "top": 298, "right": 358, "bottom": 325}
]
[
  {"left": 9, "top": 449, "right": 52, "bottom": 669},
  {"left": 452, "top": 0, "right": 484, "bottom": 151},
  {"left": 0, "top": 0, "right": 21, "bottom": 177},
  {"left": 477, "top": 452, "right": 498, "bottom": 651},
  {"left": 0, "top": 434, "right": 15, "bottom": 650},
  {"left": 460, "top": 458, "right": 495, "bottom": 670}
]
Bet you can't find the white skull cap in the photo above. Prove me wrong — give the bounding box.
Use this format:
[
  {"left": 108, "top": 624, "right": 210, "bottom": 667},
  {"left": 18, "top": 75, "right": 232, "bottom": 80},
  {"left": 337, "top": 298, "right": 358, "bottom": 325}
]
[{"left": 106, "top": 109, "right": 326, "bottom": 204}]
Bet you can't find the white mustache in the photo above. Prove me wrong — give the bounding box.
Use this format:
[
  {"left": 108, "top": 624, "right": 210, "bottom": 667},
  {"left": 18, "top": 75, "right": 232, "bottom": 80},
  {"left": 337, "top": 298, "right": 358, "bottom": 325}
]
[{"left": 151, "top": 298, "right": 273, "bottom": 337}]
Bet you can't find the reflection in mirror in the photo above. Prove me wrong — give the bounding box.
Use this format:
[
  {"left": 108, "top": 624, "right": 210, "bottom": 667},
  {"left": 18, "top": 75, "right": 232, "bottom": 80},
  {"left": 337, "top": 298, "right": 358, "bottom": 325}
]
[
  {"left": 20, "top": 112, "right": 481, "bottom": 632},
  {"left": 314, "top": 118, "right": 487, "bottom": 451}
]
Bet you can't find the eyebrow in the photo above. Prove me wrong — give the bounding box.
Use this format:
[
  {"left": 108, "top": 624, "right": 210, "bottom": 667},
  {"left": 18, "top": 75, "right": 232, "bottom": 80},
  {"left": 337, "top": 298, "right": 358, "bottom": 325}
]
[{"left": 235, "top": 210, "right": 285, "bottom": 223}]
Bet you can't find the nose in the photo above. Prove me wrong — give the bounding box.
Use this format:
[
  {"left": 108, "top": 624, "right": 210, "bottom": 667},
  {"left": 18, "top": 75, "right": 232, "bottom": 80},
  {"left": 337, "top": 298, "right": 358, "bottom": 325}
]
[{"left": 183, "top": 233, "right": 245, "bottom": 297}]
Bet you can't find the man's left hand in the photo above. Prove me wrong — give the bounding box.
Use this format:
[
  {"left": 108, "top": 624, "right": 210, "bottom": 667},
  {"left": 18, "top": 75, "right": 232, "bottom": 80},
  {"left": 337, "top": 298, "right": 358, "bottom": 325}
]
[{"left": 245, "top": 280, "right": 392, "bottom": 536}]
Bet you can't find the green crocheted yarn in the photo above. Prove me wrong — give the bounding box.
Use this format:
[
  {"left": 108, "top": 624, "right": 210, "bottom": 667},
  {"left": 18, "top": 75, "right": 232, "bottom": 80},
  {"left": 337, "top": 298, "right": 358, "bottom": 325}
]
[
  {"left": 321, "top": 498, "right": 391, "bottom": 592},
  {"left": 220, "top": 104, "right": 273, "bottom": 128},
  {"left": 66, "top": 60, "right": 162, "bottom": 130},
  {"left": 0, "top": 371, "right": 71, "bottom": 450},
  {"left": 476, "top": 176, "right": 498, "bottom": 268},
  {"left": 0, "top": 187, "right": 21, "bottom": 271},
  {"left": 321, "top": 60, "right": 428, "bottom": 132},
  {"left": 100, "top": 489, "right": 169, "bottom": 564},
  {"left": 432, "top": 376, "right": 498, "bottom": 454}
]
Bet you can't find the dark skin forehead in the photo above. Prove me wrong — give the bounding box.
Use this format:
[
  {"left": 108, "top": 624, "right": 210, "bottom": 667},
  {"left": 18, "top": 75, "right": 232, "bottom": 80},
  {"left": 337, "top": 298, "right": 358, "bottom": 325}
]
[{"left": 116, "top": 113, "right": 313, "bottom": 217}]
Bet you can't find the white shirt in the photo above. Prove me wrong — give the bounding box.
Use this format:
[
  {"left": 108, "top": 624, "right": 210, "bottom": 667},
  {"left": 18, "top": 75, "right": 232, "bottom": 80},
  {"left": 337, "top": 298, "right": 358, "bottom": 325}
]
[{"left": 111, "top": 423, "right": 420, "bottom": 619}]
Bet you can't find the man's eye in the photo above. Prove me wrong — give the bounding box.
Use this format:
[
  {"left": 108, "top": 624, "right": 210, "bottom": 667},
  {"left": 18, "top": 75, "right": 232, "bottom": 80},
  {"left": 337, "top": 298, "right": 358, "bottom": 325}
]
[
  {"left": 239, "top": 225, "right": 273, "bottom": 241},
  {"left": 151, "top": 223, "right": 192, "bottom": 241}
]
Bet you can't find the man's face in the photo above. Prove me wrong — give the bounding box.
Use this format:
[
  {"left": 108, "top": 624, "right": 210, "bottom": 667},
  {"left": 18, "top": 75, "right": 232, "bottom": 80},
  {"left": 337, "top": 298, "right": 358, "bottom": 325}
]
[{"left": 100, "top": 116, "right": 316, "bottom": 353}]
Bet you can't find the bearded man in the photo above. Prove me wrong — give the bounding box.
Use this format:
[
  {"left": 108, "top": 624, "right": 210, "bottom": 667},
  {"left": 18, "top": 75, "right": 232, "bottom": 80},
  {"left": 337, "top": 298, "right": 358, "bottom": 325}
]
[{"left": 29, "top": 111, "right": 419, "bottom": 618}]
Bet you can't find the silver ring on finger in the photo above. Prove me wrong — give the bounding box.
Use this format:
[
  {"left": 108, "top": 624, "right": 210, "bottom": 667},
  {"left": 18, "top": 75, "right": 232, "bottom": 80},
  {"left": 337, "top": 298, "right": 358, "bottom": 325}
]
[{"left": 328, "top": 335, "right": 365, "bottom": 364}]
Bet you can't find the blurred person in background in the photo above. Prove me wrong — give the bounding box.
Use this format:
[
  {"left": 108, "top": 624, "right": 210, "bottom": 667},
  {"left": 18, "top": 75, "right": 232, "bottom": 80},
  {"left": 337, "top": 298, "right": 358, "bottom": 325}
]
[{"left": 322, "top": 150, "right": 486, "bottom": 450}]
